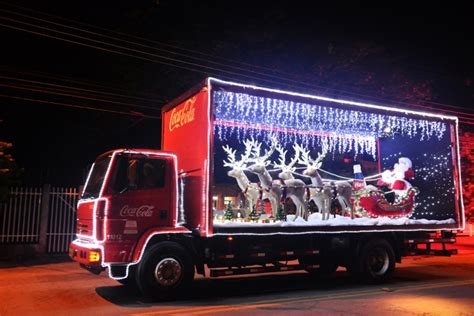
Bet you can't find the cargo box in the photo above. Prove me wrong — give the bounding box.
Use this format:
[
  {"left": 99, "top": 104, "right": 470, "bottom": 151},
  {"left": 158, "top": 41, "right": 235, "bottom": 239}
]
[{"left": 162, "top": 78, "right": 465, "bottom": 237}]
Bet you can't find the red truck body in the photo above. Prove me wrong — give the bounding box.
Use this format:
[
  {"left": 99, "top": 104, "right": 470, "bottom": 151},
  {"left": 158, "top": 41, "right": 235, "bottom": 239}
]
[{"left": 69, "top": 78, "right": 465, "bottom": 298}]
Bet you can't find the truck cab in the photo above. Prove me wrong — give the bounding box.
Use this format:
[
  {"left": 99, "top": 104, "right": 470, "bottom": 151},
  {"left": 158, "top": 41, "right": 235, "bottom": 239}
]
[{"left": 70, "top": 149, "right": 183, "bottom": 271}]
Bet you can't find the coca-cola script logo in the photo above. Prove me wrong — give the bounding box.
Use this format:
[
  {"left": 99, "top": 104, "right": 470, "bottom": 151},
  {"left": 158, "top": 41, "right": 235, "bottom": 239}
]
[
  {"left": 120, "top": 205, "right": 155, "bottom": 217},
  {"left": 169, "top": 96, "right": 196, "bottom": 132}
]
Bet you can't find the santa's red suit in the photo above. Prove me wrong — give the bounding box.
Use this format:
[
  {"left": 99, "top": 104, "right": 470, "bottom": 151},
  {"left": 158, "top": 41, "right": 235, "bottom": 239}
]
[
  {"left": 378, "top": 157, "right": 414, "bottom": 197},
  {"left": 390, "top": 168, "right": 414, "bottom": 190}
]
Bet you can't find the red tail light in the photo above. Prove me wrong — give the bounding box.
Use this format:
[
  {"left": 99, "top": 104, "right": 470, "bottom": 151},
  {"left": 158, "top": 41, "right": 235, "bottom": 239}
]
[{"left": 95, "top": 199, "right": 107, "bottom": 241}]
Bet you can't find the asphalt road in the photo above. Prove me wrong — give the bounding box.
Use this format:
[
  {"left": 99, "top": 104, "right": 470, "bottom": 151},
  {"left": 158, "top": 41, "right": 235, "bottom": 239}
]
[{"left": 1, "top": 236, "right": 474, "bottom": 316}]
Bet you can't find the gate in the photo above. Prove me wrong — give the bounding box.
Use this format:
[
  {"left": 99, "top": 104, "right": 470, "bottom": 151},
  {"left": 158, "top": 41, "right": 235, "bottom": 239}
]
[
  {"left": 0, "top": 185, "right": 79, "bottom": 254},
  {"left": 46, "top": 187, "right": 79, "bottom": 253}
]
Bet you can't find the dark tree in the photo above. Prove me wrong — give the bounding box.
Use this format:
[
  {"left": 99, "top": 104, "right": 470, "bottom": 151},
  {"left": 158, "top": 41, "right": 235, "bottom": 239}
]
[{"left": 0, "top": 142, "right": 21, "bottom": 201}]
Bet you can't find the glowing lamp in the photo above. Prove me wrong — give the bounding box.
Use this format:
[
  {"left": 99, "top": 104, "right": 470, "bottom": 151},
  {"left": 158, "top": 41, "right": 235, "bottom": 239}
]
[{"left": 89, "top": 251, "right": 101, "bottom": 263}]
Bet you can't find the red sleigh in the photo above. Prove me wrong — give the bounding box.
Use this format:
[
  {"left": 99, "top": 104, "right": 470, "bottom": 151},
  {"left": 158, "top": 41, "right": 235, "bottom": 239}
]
[{"left": 356, "top": 187, "right": 419, "bottom": 218}]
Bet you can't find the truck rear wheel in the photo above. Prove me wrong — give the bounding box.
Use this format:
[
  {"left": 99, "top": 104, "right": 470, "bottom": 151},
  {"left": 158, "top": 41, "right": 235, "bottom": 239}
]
[
  {"left": 136, "top": 242, "right": 194, "bottom": 300},
  {"left": 352, "top": 238, "right": 395, "bottom": 283}
]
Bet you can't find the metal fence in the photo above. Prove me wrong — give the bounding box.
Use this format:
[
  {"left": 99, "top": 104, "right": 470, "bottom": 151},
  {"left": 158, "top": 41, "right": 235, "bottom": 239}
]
[
  {"left": 0, "top": 187, "right": 42, "bottom": 243},
  {"left": 47, "top": 187, "right": 79, "bottom": 253},
  {"left": 0, "top": 185, "right": 79, "bottom": 254}
]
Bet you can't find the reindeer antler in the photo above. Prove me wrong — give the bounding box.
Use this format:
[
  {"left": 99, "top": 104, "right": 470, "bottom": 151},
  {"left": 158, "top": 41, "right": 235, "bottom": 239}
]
[
  {"left": 312, "top": 152, "right": 326, "bottom": 169},
  {"left": 249, "top": 137, "right": 277, "bottom": 166},
  {"left": 223, "top": 139, "right": 260, "bottom": 170},
  {"left": 296, "top": 143, "right": 325, "bottom": 170},
  {"left": 274, "top": 143, "right": 301, "bottom": 173},
  {"left": 222, "top": 145, "right": 238, "bottom": 168},
  {"left": 289, "top": 144, "right": 301, "bottom": 170},
  {"left": 296, "top": 143, "right": 311, "bottom": 166},
  {"left": 273, "top": 143, "right": 288, "bottom": 170},
  {"left": 241, "top": 138, "right": 257, "bottom": 165}
]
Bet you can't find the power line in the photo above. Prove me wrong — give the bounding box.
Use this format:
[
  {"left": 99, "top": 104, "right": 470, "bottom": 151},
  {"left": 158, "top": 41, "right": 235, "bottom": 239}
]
[
  {"left": 0, "top": 13, "right": 330, "bottom": 95},
  {"left": 1, "top": 2, "right": 470, "bottom": 113},
  {"left": 1, "top": 5, "right": 409, "bottom": 104},
  {"left": 0, "top": 6, "right": 472, "bottom": 123},
  {"left": 0, "top": 2, "right": 303, "bottom": 79},
  {"left": 0, "top": 19, "right": 222, "bottom": 76},
  {"left": 1, "top": 74, "right": 164, "bottom": 103},
  {"left": 0, "top": 67, "right": 169, "bottom": 101},
  {"left": 4, "top": 78, "right": 474, "bottom": 125},
  {"left": 0, "top": 18, "right": 336, "bottom": 104},
  {"left": 0, "top": 93, "right": 161, "bottom": 119},
  {"left": 0, "top": 76, "right": 163, "bottom": 110},
  {"left": 2, "top": 5, "right": 471, "bottom": 114},
  {"left": 2, "top": 17, "right": 473, "bottom": 124},
  {"left": 0, "top": 83, "right": 164, "bottom": 113}
]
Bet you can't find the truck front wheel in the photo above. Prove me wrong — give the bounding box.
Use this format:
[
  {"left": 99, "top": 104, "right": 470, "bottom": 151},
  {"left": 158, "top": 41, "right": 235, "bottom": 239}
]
[
  {"left": 136, "top": 242, "right": 194, "bottom": 299},
  {"left": 352, "top": 238, "right": 395, "bottom": 283}
]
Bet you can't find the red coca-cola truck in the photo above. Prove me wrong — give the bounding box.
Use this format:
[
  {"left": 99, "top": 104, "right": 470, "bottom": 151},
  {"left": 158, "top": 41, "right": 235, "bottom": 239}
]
[{"left": 69, "top": 78, "right": 465, "bottom": 299}]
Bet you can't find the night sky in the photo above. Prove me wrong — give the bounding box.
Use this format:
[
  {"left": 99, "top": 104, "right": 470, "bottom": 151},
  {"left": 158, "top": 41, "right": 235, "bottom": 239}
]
[{"left": 0, "top": 0, "right": 473, "bottom": 186}]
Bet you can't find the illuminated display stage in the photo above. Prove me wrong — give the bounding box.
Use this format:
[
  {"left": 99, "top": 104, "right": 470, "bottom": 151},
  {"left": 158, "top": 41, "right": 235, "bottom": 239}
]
[{"left": 209, "top": 79, "right": 463, "bottom": 234}]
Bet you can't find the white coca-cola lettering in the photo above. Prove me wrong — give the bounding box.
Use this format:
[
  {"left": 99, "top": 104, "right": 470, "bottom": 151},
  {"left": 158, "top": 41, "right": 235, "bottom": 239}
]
[
  {"left": 119, "top": 205, "right": 155, "bottom": 217},
  {"left": 169, "top": 97, "right": 196, "bottom": 132}
]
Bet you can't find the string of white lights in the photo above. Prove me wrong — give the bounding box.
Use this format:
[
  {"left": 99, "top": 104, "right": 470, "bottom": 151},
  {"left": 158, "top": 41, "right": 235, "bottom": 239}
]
[{"left": 213, "top": 88, "right": 449, "bottom": 159}]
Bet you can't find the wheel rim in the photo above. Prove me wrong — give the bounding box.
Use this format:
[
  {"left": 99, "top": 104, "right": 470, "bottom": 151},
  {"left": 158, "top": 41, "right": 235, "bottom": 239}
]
[
  {"left": 367, "top": 247, "right": 389, "bottom": 276},
  {"left": 154, "top": 258, "right": 182, "bottom": 287}
]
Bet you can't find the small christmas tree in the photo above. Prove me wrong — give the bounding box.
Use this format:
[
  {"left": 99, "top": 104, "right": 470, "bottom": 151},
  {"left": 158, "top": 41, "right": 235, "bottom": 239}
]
[
  {"left": 276, "top": 203, "right": 286, "bottom": 221},
  {"left": 249, "top": 205, "right": 259, "bottom": 221},
  {"left": 224, "top": 201, "right": 233, "bottom": 221}
]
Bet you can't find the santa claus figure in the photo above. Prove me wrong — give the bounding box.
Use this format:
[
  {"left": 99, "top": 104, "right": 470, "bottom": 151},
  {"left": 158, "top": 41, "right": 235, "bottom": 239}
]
[{"left": 379, "top": 157, "right": 414, "bottom": 201}]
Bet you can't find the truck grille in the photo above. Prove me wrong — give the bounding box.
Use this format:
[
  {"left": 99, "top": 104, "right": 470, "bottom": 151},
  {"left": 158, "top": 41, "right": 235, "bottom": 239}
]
[
  {"left": 76, "top": 222, "right": 91, "bottom": 235},
  {"left": 76, "top": 201, "right": 95, "bottom": 238}
]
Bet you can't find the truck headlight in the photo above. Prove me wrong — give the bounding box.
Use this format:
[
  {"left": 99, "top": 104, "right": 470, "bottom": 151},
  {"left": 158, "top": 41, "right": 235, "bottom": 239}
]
[{"left": 89, "top": 251, "right": 101, "bottom": 263}]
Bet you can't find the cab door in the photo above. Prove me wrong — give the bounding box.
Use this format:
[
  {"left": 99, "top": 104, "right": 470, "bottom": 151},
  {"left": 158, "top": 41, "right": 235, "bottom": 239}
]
[{"left": 107, "top": 154, "right": 175, "bottom": 241}]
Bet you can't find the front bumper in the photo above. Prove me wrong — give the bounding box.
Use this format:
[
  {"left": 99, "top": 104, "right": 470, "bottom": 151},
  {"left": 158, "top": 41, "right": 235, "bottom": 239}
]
[{"left": 69, "top": 239, "right": 104, "bottom": 273}]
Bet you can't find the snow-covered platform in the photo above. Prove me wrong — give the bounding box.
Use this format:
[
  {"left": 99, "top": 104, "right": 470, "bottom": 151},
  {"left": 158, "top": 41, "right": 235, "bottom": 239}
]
[{"left": 212, "top": 214, "right": 457, "bottom": 235}]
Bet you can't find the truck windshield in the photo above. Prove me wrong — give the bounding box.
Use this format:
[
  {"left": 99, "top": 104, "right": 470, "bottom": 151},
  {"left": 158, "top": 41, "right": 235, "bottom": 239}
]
[{"left": 81, "top": 154, "right": 112, "bottom": 199}]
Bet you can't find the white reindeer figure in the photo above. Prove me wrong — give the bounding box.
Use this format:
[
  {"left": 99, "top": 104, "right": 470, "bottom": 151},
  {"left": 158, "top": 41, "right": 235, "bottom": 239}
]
[
  {"left": 296, "top": 144, "right": 354, "bottom": 219},
  {"left": 273, "top": 144, "right": 309, "bottom": 220},
  {"left": 247, "top": 138, "right": 308, "bottom": 220},
  {"left": 245, "top": 137, "right": 281, "bottom": 217},
  {"left": 295, "top": 144, "right": 332, "bottom": 220},
  {"left": 222, "top": 139, "right": 272, "bottom": 214}
]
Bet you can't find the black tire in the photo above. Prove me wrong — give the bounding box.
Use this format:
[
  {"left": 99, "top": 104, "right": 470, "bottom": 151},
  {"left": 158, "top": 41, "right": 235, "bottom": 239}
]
[
  {"left": 352, "top": 238, "right": 395, "bottom": 283},
  {"left": 299, "top": 257, "right": 338, "bottom": 277},
  {"left": 135, "top": 242, "right": 194, "bottom": 300}
]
